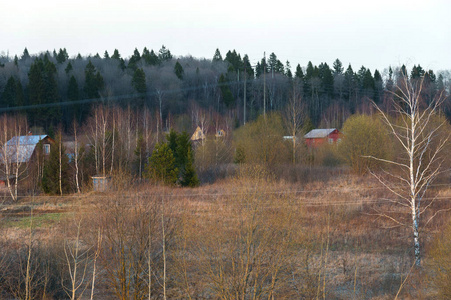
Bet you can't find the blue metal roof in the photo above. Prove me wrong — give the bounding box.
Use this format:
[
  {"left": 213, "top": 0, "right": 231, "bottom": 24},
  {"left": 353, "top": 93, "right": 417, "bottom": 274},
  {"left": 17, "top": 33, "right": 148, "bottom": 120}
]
[
  {"left": 6, "top": 135, "right": 48, "bottom": 146},
  {"left": 3, "top": 135, "right": 49, "bottom": 163}
]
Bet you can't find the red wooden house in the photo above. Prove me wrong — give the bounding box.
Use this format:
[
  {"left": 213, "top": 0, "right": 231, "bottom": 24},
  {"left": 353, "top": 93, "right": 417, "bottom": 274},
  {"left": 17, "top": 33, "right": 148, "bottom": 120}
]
[{"left": 304, "top": 128, "right": 342, "bottom": 147}]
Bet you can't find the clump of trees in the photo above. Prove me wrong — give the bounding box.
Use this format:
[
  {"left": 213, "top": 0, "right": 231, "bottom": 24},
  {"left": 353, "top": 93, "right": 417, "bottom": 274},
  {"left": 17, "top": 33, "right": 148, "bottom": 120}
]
[{"left": 145, "top": 130, "right": 199, "bottom": 187}]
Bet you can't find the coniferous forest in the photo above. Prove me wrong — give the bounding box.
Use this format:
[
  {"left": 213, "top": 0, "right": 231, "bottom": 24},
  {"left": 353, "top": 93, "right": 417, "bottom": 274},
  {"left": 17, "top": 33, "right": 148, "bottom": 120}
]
[{"left": 1, "top": 46, "right": 450, "bottom": 132}]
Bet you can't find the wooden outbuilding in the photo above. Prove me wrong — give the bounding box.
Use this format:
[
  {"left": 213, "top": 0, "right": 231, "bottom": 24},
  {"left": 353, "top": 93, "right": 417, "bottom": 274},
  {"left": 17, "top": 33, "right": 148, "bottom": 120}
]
[
  {"left": 304, "top": 128, "right": 342, "bottom": 147},
  {"left": 2, "top": 134, "right": 54, "bottom": 163}
]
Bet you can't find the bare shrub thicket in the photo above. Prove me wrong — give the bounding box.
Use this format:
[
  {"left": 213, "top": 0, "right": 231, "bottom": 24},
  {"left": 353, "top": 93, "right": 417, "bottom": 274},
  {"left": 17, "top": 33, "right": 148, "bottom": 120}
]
[
  {"left": 173, "top": 168, "right": 303, "bottom": 298},
  {"left": 0, "top": 231, "right": 65, "bottom": 299},
  {"left": 85, "top": 192, "right": 177, "bottom": 299},
  {"left": 427, "top": 214, "right": 451, "bottom": 298}
]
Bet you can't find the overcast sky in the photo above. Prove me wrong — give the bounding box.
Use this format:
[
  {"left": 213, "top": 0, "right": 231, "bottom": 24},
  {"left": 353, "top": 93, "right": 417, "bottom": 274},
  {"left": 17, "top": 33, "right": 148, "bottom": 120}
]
[{"left": 2, "top": 0, "right": 450, "bottom": 73}]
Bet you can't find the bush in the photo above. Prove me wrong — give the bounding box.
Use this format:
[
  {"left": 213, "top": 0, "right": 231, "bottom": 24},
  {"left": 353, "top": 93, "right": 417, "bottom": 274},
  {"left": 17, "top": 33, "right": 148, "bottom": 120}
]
[
  {"left": 338, "top": 114, "right": 392, "bottom": 175},
  {"left": 233, "top": 113, "right": 289, "bottom": 168}
]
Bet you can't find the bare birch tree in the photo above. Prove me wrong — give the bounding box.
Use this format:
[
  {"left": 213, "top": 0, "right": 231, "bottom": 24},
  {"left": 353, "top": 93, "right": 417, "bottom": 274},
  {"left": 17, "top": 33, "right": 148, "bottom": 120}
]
[
  {"left": 62, "top": 218, "right": 92, "bottom": 300},
  {"left": 370, "top": 75, "right": 450, "bottom": 266},
  {"left": 283, "top": 85, "right": 304, "bottom": 165},
  {"left": 87, "top": 105, "right": 113, "bottom": 177},
  {"left": 73, "top": 120, "right": 81, "bottom": 193},
  {"left": 0, "top": 114, "right": 28, "bottom": 201}
]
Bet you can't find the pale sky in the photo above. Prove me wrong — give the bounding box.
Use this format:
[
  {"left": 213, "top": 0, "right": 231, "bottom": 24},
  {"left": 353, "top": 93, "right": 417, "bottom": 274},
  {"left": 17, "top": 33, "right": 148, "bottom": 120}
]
[{"left": 2, "top": 0, "right": 450, "bottom": 72}]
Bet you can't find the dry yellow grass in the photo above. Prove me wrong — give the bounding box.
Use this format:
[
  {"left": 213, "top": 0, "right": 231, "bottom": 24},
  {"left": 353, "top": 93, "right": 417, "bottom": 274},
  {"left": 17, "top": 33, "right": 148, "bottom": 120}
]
[{"left": 0, "top": 171, "right": 448, "bottom": 299}]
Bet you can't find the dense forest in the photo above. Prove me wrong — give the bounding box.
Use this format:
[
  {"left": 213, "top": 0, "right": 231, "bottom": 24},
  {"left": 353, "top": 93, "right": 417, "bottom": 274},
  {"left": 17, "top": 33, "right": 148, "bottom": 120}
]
[{"left": 1, "top": 46, "right": 450, "bottom": 133}]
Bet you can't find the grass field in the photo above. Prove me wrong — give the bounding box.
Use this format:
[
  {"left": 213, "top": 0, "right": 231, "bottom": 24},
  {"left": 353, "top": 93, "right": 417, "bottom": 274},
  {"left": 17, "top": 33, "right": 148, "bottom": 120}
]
[{"left": 0, "top": 168, "right": 449, "bottom": 299}]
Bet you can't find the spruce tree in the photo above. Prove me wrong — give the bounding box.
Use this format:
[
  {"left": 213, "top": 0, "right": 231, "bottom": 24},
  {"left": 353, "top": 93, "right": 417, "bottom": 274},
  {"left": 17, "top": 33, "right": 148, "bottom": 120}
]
[
  {"left": 213, "top": 48, "right": 222, "bottom": 62},
  {"left": 174, "top": 61, "right": 184, "bottom": 79},
  {"left": 128, "top": 48, "right": 141, "bottom": 69},
  {"left": 56, "top": 48, "right": 69, "bottom": 63},
  {"left": 180, "top": 148, "right": 199, "bottom": 187},
  {"left": 175, "top": 131, "right": 191, "bottom": 170},
  {"left": 333, "top": 58, "right": 344, "bottom": 75},
  {"left": 132, "top": 68, "right": 146, "bottom": 107},
  {"left": 65, "top": 61, "right": 73, "bottom": 74},
  {"left": 84, "top": 60, "right": 103, "bottom": 99},
  {"left": 218, "top": 74, "right": 234, "bottom": 108},
  {"left": 295, "top": 64, "right": 304, "bottom": 79},
  {"left": 1, "top": 76, "right": 16, "bottom": 108},
  {"left": 111, "top": 49, "right": 121, "bottom": 60},
  {"left": 15, "top": 80, "right": 24, "bottom": 108},
  {"left": 158, "top": 45, "right": 172, "bottom": 62},
  {"left": 67, "top": 75, "right": 80, "bottom": 122},
  {"left": 145, "top": 142, "right": 178, "bottom": 185},
  {"left": 132, "top": 68, "right": 147, "bottom": 93},
  {"left": 41, "top": 137, "right": 71, "bottom": 195},
  {"left": 28, "top": 56, "right": 60, "bottom": 129},
  {"left": 143, "top": 49, "right": 160, "bottom": 66},
  {"left": 21, "top": 48, "right": 30, "bottom": 60}
]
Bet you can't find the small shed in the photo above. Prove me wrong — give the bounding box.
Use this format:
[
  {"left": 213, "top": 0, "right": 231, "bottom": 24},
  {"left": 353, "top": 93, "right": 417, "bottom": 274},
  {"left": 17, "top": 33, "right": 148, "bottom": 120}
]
[
  {"left": 304, "top": 128, "right": 342, "bottom": 147},
  {"left": 91, "top": 175, "right": 111, "bottom": 192}
]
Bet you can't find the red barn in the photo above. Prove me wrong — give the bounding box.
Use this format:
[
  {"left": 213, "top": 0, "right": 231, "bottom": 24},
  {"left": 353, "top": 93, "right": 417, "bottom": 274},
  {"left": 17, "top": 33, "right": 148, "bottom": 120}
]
[{"left": 304, "top": 128, "right": 342, "bottom": 147}]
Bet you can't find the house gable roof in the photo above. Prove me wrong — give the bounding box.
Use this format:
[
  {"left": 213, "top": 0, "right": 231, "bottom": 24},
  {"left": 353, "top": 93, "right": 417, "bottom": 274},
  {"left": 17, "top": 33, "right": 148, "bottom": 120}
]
[
  {"left": 304, "top": 129, "right": 337, "bottom": 139},
  {"left": 4, "top": 135, "right": 49, "bottom": 163},
  {"left": 191, "top": 126, "right": 206, "bottom": 141},
  {"left": 7, "top": 135, "right": 49, "bottom": 146}
]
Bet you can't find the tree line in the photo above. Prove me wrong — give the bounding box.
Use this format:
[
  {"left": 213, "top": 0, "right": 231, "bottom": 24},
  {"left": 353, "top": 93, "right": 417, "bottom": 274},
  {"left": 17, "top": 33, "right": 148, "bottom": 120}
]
[{"left": 0, "top": 47, "right": 450, "bottom": 133}]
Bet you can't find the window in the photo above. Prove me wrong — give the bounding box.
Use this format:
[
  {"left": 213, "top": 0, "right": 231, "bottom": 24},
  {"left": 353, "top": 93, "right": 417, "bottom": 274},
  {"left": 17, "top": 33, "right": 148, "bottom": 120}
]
[
  {"left": 44, "top": 144, "right": 50, "bottom": 154},
  {"left": 328, "top": 138, "right": 333, "bottom": 144}
]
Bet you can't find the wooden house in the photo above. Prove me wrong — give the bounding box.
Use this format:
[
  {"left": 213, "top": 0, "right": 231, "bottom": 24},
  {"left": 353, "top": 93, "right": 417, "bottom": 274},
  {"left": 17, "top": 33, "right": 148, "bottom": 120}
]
[
  {"left": 2, "top": 134, "right": 54, "bottom": 164},
  {"left": 191, "top": 126, "right": 206, "bottom": 142},
  {"left": 215, "top": 129, "right": 226, "bottom": 138},
  {"left": 304, "top": 129, "right": 342, "bottom": 147}
]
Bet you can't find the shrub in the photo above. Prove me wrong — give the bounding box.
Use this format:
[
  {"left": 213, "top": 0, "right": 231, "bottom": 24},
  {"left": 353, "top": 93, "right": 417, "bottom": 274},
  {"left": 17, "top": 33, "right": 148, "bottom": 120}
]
[
  {"left": 338, "top": 114, "right": 392, "bottom": 175},
  {"left": 233, "top": 112, "right": 289, "bottom": 167}
]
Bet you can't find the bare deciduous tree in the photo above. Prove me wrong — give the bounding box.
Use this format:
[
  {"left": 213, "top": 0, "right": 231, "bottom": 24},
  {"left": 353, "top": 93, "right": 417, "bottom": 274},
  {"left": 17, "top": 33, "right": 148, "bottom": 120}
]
[
  {"left": 370, "top": 75, "right": 450, "bottom": 266},
  {"left": 283, "top": 84, "right": 304, "bottom": 164},
  {"left": 0, "top": 114, "right": 28, "bottom": 201},
  {"left": 62, "top": 218, "right": 92, "bottom": 300}
]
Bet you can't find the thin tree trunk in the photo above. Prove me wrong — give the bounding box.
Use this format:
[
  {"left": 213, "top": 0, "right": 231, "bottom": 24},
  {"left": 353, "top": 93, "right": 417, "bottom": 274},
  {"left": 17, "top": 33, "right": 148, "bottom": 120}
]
[
  {"left": 161, "top": 194, "right": 167, "bottom": 300},
  {"left": 74, "top": 122, "right": 80, "bottom": 193},
  {"left": 110, "top": 112, "right": 115, "bottom": 175},
  {"left": 59, "top": 135, "right": 62, "bottom": 196},
  {"left": 90, "top": 227, "right": 101, "bottom": 300},
  {"left": 25, "top": 199, "right": 34, "bottom": 300}
]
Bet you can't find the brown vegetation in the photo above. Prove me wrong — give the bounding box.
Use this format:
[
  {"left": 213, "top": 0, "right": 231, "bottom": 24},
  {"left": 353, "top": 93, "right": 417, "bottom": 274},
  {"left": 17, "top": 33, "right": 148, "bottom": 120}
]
[{"left": 0, "top": 167, "right": 449, "bottom": 299}]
